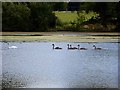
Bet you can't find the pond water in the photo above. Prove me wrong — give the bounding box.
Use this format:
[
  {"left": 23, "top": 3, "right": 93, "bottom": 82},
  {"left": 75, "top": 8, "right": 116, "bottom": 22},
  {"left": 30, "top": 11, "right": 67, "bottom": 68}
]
[{"left": 2, "top": 42, "right": 118, "bottom": 88}]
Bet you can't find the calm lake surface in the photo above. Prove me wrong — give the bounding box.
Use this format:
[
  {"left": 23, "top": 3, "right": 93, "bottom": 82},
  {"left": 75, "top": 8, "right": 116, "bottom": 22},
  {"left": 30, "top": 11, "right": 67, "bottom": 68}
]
[{"left": 2, "top": 42, "right": 118, "bottom": 88}]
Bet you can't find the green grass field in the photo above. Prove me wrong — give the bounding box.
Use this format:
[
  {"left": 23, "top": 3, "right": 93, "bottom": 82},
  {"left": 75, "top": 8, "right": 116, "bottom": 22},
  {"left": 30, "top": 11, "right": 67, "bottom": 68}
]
[
  {"left": 54, "top": 11, "right": 78, "bottom": 23},
  {"left": 54, "top": 11, "right": 99, "bottom": 24},
  {"left": 54, "top": 11, "right": 116, "bottom": 32}
]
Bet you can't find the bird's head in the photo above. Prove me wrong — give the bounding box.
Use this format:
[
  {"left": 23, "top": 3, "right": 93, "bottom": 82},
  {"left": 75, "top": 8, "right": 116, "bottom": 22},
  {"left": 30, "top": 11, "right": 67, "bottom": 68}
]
[{"left": 93, "top": 45, "right": 96, "bottom": 47}]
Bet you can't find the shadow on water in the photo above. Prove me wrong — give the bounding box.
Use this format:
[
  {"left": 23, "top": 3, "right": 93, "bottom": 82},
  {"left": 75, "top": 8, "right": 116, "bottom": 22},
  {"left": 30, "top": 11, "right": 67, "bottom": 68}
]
[{"left": 2, "top": 72, "right": 27, "bottom": 89}]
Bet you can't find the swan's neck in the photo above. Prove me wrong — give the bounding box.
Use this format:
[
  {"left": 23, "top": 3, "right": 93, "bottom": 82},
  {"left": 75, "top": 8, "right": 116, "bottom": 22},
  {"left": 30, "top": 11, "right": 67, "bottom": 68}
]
[
  {"left": 67, "top": 45, "right": 69, "bottom": 49},
  {"left": 78, "top": 46, "right": 80, "bottom": 50},
  {"left": 52, "top": 45, "right": 54, "bottom": 49},
  {"left": 94, "top": 46, "right": 96, "bottom": 49}
]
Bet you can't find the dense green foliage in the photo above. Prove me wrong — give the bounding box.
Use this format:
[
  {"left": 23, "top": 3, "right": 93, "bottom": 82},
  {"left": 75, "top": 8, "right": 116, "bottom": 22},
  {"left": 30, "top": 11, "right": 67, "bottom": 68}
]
[
  {"left": 115, "top": 2, "right": 120, "bottom": 31},
  {"left": 2, "top": 2, "right": 120, "bottom": 32},
  {"left": 27, "top": 3, "right": 56, "bottom": 31},
  {"left": 2, "top": 2, "right": 31, "bottom": 31},
  {"left": 54, "top": 11, "right": 100, "bottom": 31},
  {"left": 51, "top": 2, "right": 67, "bottom": 11},
  {"left": 79, "top": 2, "right": 118, "bottom": 24},
  {"left": 78, "top": 2, "right": 119, "bottom": 32},
  {"left": 2, "top": 2, "right": 56, "bottom": 32}
]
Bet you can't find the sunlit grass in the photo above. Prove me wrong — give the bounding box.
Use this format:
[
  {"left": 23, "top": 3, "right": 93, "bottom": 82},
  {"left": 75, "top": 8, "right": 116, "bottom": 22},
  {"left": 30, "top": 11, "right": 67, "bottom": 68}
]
[
  {"left": 54, "top": 11, "right": 99, "bottom": 24},
  {"left": 1, "top": 32, "right": 119, "bottom": 42},
  {"left": 54, "top": 11, "right": 78, "bottom": 23},
  {"left": 1, "top": 35, "right": 119, "bottom": 42}
]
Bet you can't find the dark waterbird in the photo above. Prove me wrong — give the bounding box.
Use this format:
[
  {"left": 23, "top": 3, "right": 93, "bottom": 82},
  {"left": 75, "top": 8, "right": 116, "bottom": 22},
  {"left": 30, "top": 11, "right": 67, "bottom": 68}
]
[
  {"left": 78, "top": 45, "right": 87, "bottom": 50},
  {"left": 93, "top": 45, "right": 102, "bottom": 50},
  {"left": 52, "top": 44, "right": 62, "bottom": 49},
  {"left": 67, "top": 44, "right": 78, "bottom": 50}
]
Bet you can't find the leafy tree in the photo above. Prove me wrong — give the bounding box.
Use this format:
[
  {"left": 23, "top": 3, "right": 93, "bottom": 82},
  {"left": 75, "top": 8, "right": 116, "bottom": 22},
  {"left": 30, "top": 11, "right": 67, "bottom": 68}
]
[
  {"left": 2, "top": 2, "right": 30, "bottom": 31},
  {"left": 115, "top": 2, "right": 120, "bottom": 32},
  {"left": 51, "top": 2, "right": 67, "bottom": 11},
  {"left": 27, "top": 2, "right": 56, "bottom": 31},
  {"left": 2, "top": 2, "right": 56, "bottom": 32},
  {"left": 68, "top": 2, "right": 80, "bottom": 11},
  {"left": 79, "top": 2, "right": 118, "bottom": 29}
]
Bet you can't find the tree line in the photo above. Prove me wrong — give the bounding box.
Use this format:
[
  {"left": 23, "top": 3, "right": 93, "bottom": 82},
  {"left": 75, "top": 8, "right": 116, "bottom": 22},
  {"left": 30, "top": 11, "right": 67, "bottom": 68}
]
[
  {"left": 2, "top": 2, "right": 120, "bottom": 32},
  {"left": 2, "top": 2, "right": 56, "bottom": 32}
]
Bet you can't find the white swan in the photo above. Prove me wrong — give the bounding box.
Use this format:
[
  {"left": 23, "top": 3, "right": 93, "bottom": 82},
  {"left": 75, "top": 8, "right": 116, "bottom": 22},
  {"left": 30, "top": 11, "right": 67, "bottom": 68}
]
[{"left": 9, "top": 46, "right": 18, "bottom": 49}]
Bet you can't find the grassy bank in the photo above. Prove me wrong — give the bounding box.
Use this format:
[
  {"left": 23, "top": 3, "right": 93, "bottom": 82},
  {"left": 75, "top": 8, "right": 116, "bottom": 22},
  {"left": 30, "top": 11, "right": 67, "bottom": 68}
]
[
  {"left": 1, "top": 32, "right": 119, "bottom": 42},
  {"left": 54, "top": 11, "right": 78, "bottom": 23},
  {"left": 54, "top": 11, "right": 117, "bottom": 32}
]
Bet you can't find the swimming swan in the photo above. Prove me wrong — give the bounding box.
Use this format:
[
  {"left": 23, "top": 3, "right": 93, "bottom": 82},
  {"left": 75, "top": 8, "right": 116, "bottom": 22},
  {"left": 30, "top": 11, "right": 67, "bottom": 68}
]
[
  {"left": 78, "top": 45, "right": 87, "bottom": 50},
  {"left": 93, "top": 45, "right": 102, "bottom": 50},
  {"left": 9, "top": 46, "right": 18, "bottom": 49},
  {"left": 67, "top": 44, "right": 77, "bottom": 50},
  {"left": 52, "top": 44, "right": 62, "bottom": 49}
]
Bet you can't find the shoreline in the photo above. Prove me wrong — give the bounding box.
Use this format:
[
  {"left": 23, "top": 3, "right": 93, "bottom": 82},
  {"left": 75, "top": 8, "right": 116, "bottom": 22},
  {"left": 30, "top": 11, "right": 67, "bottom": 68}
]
[
  {"left": 1, "top": 36, "right": 119, "bottom": 43},
  {"left": 0, "top": 31, "right": 119, "bottom": 35},
  {"left": 0, "top": 32, "right": 120, "bottom": 43}
]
